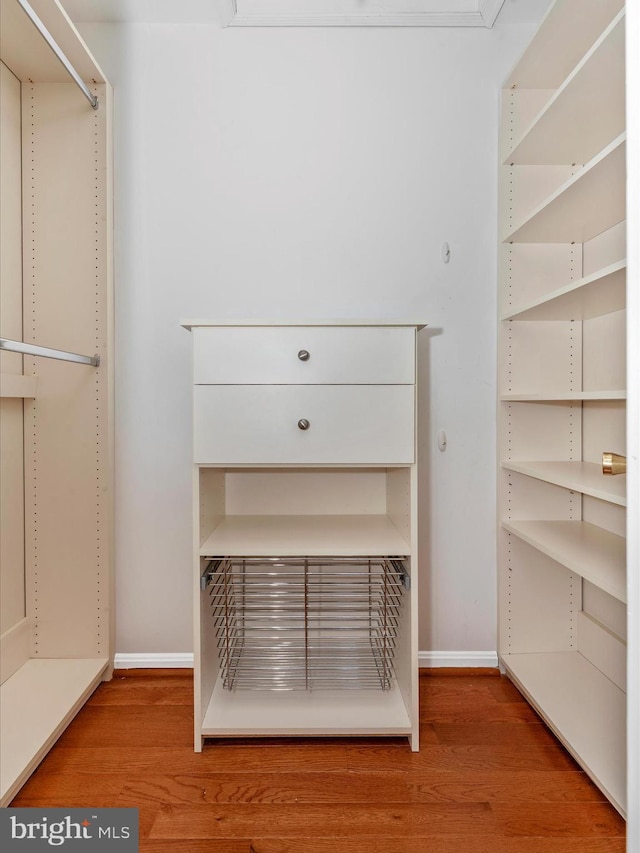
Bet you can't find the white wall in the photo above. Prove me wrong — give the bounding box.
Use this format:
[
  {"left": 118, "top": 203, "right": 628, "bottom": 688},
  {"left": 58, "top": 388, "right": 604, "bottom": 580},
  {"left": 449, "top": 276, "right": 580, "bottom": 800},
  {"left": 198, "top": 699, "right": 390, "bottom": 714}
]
[{"left": 79, "top": 18, "right": 536, "bottom": 660}]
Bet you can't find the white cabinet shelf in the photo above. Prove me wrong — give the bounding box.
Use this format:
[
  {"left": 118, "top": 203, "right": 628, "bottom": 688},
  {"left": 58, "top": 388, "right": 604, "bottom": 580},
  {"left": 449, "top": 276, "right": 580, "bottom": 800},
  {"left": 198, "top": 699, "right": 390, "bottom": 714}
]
[
  {"left": 200, "top": 514, "right": 411, "bottom": 558},
  {"left": 201, "top": 680, "right": 412, "bottom": 738},
  {"left": 504, "top": 134, "right": 626, "bottom": 244},
  {"left": 0, "top": 373, "right": 37, "bottom": 398},
  {"left": 502, "top": 460, "right": 626, "bottom": 506},
  {"left": 0, "top": 659, "right": 108, "bottom": 805},
  {"left": 506, "top": 11, "right": 625, "bottom": 166},
  {"left": 501, "top": 652, "right": 626, "bottom": 816},
  {"left": 500, "top": 391, "right": 625, "bottom": 402},
  {"left": 502, "top": 260, "right": 626, "bottom": 322},
  {"left": 502, "top": 520, "right": 626, "bottom": 603}
]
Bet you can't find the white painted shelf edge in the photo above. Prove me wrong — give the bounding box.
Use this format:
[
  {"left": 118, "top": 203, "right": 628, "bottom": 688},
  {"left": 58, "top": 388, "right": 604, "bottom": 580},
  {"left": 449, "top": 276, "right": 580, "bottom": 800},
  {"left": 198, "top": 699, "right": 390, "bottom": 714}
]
[
  {"left": 0, "top": 658, "right": 108, "bottom": 806},
  {"left": 502, "top": 651, "right": 626, "bottom": 816},
  {"left": 502, "top": 133, "right": 626, "bottom": 244},
  {"left": 502, "top": 519, "right": 626, "bottom": 603},
  {"left": 502, "top": 460, "right": 626, "bottom": 507},
  {"left": 504, "top": 10, "right": 625, "bottom": 166},
  {"left": 200, "top": 514, "right": 411, "bottom": 557},
  {"left": 501, "top": 260, "right": 626, "bottom": 322},
  {"left": 0, "top": 373, "right": 37, "bottom": 398},
  {"left": 201, "top": 677, "right": 412, "bottom": 736},
  {"left": 500, "top": 391, "right": 626, "bottom": 401},
  {"left": 182, "top": 320, "right": 427, "bottom": 330}
]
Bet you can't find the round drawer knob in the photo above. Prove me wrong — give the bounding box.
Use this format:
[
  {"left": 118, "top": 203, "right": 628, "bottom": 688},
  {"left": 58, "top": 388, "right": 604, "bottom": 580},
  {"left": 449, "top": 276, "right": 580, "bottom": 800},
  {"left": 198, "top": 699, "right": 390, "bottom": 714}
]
[
  {"left": 297, "top": 419, "right": 310, "bottom": 431},
  {"left": 298, "top": 350, "right": 310, "bottom": 362}
]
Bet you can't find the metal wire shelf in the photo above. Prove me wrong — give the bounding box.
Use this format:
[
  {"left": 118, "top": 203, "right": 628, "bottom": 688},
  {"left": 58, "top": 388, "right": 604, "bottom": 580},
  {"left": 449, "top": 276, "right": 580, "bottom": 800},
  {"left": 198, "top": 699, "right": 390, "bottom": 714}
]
[{"left": 202, "top": 556, "right": 408, "bottom": 692}]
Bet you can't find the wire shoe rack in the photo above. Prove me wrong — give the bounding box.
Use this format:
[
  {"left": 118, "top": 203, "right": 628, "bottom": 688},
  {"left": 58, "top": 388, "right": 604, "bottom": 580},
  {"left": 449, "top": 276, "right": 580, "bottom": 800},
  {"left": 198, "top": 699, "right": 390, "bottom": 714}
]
[{"left": 202, "top": 557, "right": 408, "bottom": 692}]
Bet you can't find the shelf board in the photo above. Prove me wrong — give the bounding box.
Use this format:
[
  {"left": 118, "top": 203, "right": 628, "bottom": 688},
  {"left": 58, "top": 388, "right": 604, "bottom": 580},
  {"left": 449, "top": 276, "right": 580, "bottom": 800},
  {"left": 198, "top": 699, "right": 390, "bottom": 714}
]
[
  {"left": 500, "top": 391, "right": 626, "bottom": 402},
  {"left": 502, "top": 460, "right": 626, "bottom": 507},
  {"left": 200, "top": 514, "right": 411, "bottom": 557},
  {"left": 0, "top": 373, "right": 37, "bottom": 398},
  {"left": 502, "top": 260, "right": 626, "bottom": 322},
  {"left": 504, "top": 134, "right": 626, "bottom": 244},
  {"left": 0, "top": 658, "right": 108, "bottom": 806},
  {"left": 501, "top": 651, "right": 626, "bottom": 816},
  {"left": 502, "top": 520, "right": 626, "bottom": 603},
  {"left": 505, "top": 0, "right": 624, "bottom": 90},
  {"left": 505, "top": 11, "right": 625, "bottom": 166},
  {"left": 202, "top": 677, "right": 411, "bottom": 737}
]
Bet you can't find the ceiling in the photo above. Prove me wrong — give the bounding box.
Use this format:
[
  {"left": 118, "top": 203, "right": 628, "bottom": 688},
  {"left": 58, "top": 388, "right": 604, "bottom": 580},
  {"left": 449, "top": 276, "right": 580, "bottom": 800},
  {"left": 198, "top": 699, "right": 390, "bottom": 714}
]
[{"left": 60, "top": 0, "right": 551, "bottom": 27}]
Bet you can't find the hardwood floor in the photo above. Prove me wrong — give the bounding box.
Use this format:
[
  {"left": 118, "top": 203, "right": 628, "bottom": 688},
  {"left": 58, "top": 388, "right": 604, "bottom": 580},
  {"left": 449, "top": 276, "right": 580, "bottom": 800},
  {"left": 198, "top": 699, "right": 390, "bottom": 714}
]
[{"left": 11, "top": 669, "right": 626, "bottom": 852}]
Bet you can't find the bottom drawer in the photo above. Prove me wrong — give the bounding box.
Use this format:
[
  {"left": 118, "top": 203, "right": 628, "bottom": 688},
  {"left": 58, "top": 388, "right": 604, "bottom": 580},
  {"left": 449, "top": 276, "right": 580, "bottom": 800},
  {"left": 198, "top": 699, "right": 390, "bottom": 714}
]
[{"left": 194, "top": 384, "right": 414, "bottom": 464}]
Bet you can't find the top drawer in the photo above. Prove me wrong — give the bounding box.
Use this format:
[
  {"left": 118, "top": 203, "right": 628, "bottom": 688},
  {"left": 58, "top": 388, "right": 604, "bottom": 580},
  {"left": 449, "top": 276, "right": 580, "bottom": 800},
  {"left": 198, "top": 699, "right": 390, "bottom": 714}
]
[{"left": 193, "top": 326, "right": 415, "bottom": 385}]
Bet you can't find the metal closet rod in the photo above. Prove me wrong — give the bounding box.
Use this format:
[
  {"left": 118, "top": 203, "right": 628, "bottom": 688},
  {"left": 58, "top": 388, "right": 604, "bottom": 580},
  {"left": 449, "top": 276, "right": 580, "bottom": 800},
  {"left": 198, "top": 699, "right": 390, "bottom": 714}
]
[
  {"left": 0, "top": 338, "right": 100, "bottom": 367},
  {"left": 17, "top": 0, "right": 99, "bottom": 110}
]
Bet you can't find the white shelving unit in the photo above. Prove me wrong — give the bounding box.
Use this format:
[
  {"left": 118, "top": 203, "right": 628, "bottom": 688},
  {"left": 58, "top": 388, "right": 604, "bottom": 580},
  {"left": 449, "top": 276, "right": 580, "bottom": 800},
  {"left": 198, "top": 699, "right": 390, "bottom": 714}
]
[
  {"left": 0, "top": 0, "right": 113, "bottom": 806},
  {"left": 185, "top": 321, "right": 423, "bottom": 752},
  {"left": 498, "top": 0, "right": 636, "bottom": 829}
]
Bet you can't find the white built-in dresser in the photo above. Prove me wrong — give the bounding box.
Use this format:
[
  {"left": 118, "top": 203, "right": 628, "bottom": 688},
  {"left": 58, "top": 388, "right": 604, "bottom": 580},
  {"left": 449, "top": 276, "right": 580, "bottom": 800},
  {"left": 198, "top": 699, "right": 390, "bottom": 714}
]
[{"left": 183, "top": 320, "right": 424, "bottom": 751}]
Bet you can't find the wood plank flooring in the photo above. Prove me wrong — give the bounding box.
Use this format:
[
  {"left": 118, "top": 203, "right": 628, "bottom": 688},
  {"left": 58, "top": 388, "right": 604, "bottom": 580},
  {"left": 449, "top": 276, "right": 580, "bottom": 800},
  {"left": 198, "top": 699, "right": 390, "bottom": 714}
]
[{"left": 10, "top": 669, "right": 626, "bottom": 852}]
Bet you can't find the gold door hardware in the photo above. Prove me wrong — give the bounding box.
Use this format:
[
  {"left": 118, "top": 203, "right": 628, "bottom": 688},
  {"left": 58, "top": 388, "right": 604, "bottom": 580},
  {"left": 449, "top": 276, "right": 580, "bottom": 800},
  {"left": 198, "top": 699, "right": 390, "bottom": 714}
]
[{"left": 602, "top": 452, "right": 626, "bottom": 475}]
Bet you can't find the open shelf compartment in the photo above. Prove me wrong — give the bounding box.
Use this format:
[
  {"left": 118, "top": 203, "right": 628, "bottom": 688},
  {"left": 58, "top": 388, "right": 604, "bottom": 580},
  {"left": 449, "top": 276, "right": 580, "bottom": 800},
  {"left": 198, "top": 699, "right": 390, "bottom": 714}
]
[
  {"left": 197, "top": 467, "right": 413, "bottom": 558},
  {"left": 201, "top": 678, "right": 412, "bottom": 737},
  {"left": 504, "top": 134, "right": 626, "bottom": 244},
  {"left": 503, "top": 519, "right": 626, "bottom": 602},
  {"left": 502, "top": 260, "right": 626, "bottom": 322},
  {"left": 0, "top": 658, "right": 109, "bottom": 805},
  {"left": 505, "top": 0, "right": 623, "bottom": 91},
  {"left": 502, "top": 651, "right": 626, "bottom": 816}
]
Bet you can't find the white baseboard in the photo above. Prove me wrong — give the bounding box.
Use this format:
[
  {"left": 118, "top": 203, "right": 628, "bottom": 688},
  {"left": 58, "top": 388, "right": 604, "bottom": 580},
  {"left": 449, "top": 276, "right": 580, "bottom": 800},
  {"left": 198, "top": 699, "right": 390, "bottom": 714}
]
[
  {"left": 419, "top": 650, "right": 499, "bottom": 668},
  {"left": 114, "top": 651, "right": 498, "bottom": 669},
  {"left": 114, "top": 653, "right": 194, "bottom": 669}
]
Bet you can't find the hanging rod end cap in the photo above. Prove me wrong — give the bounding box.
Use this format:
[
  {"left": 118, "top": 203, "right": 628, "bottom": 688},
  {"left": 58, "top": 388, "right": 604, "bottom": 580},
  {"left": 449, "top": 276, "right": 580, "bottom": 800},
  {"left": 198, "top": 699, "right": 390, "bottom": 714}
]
[
  {"left": 93, "top": 354, "right": 101, "bottom": 367},
  {"left": 91, "top": 96, "right": 99, "bottom": 110}
]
